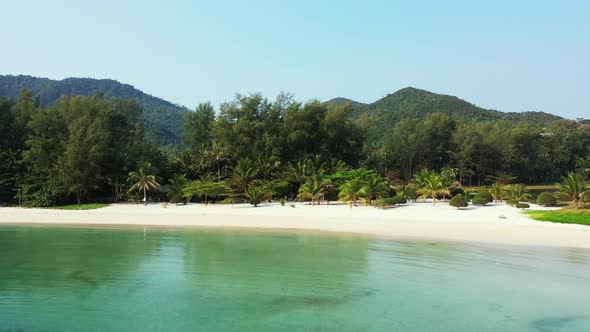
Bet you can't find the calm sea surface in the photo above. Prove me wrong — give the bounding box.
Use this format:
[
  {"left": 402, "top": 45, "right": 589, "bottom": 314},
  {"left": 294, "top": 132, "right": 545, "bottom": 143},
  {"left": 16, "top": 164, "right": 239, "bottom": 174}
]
[{"left": 0, "top": 226, "right": 589, "bottom": 331}]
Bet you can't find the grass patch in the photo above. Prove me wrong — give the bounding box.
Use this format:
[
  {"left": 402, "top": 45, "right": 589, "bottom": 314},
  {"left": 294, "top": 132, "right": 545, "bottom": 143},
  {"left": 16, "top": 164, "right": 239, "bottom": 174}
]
[
  {"left": 51, "top": 203, "right": 110, "bottom": 210},
  {"left": 525, "top": 210, "right": 590, "bottom": 226}
]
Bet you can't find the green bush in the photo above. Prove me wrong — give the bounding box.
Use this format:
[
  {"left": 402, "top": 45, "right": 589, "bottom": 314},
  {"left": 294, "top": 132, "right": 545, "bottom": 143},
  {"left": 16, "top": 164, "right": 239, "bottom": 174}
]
[
  {"left": 477, "top": 191, "right": 493, "bottom": 203},
  {"left": 515, "top": 203, "right": 530, "bottom": 210},
  {"left": 449, "top": 195, "right": 468, "bottom": 209},
  {"left": 278, "top": 198, "right": 286, "bottom": 206},
  {"left": 374, "top": 195, "right": 407, "bottom": 208},
  {"left": 450, "top": 187, "right": 465, "bottom": 197},
  {"left": 220, "top": 197, "right": 244, "bottom": 204},
  {"left": 472, "top": 195, "right": 489, "bottom": 206},
  {"left": 536, "top": 192, "right": 557, "bottom": 207},
  {"left": 392, "top": 195, "right": 407, "bottom": 204},
  {"left": 507, "top": 200, "right": 519, "bottom": 206}
]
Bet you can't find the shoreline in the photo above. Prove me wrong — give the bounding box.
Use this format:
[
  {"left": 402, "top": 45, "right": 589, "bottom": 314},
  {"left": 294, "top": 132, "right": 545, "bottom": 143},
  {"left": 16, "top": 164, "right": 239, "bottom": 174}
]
[{"left": 1, "top": 202, "right": 589, "bottom": 249}]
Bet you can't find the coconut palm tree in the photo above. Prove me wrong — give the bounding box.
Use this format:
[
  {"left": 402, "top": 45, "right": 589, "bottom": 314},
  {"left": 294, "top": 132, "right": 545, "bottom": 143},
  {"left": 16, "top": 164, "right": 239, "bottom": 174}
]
[
  {"left": 256, "top": 154, "right": 281, "bottom": 180},
  {"left": 298, "top": 174, "right": 330, "bottom": 205},
  {"left": 417, "top": 172, "right": 449, "bottom": 206},
  {"left": 167, "top": 174, "right": 188, "bottom": 204},
  {"left": 128, "top": 162, "right": 161, "bottom": 204},
  {"left": 395, "top": 183, "right": 417, "bottom": 202},
  {"left": 287, "top": 159, "right": 311, "bottom": 188},
  {"left": 360, "top": 174, "right": 389, "bottom": 205},
  {"left": 231, "top": 158, "right": 257, "bottom": 195},
  {"left": 246, "top": 185, "right": 265, "bottom": 207},
  {"left": 505, "top": 184, "right": 531, "bottom": 202},
  {"left": 490, "top": 182, "right": 505, "bottom": 203},
  {"left": 338, "top": 178, "right": 364, "bottom": 207},
  {"left": 558, "top": 172, "right": 589, "bottom": 210}
]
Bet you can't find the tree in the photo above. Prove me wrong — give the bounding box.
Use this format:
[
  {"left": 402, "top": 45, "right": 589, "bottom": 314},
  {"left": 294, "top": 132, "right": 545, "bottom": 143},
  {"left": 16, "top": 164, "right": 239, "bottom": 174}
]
[
  {"left": 338, "top": 178, "right": 364, "bottom": 207},
  {"left": 298, "top": 174, "right": 330, "bottom": 205},
  {"left": 128, "top": 162, "right": 161, "bottom": 204},
  {"left": 167, "top": 174, "right": 188, "bottom": 204},
  {"left": 360, "top": 174, "right": 389, "bottom": 205},
  {"left": 230, "top": 158, "right": 258, "bottom": 195},
  {"left": 558, "top": 172, "right": 589, "bottom": 210},
  {"left": 245, "top": 185, "right": 265, "bottom": 207},
  {"left": 504, "top": 184, "right": 531, "bottom": 202},
  {"left": 184, "top": 102, "right": 215, "bottom": 151},
  {"left": 415, "top": 170, "right": 450, "bottom": 206},
  {"left": 490, "top": 182, "right": 505, "bottom": 203},
  {"left": 183, "top": 179, "right": 231, "bottom": 205}
]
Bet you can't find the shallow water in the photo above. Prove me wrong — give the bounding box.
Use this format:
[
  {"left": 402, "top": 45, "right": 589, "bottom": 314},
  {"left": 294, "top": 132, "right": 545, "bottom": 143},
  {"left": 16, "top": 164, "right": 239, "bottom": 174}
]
[{"left": 0, "top": 226, "right": 589, "bottom": 331}]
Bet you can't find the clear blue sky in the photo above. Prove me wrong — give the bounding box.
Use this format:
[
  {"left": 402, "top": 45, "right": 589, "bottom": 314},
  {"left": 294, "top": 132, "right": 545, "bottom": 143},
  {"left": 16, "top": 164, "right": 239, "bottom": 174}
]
[{"left": 1, "top": 0, "right": 589, "bottom": 118}]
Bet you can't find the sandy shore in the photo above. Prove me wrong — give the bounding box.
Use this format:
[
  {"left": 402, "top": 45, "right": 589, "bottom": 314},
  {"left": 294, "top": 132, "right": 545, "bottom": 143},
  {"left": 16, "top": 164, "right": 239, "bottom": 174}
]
[{"left": 1, "top": 201, "right": 589, "bottom": 248}]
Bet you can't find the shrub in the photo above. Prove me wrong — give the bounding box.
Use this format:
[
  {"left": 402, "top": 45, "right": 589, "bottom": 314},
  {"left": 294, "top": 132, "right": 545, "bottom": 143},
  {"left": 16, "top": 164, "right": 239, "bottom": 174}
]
[
  {"left": 536, "top": 192, "right": 557, "bottom": 207},
  {"left": 220, "top": 197, "right": 244, "bottom": 204},
  {"left": 477, "top": 191, "right": 493, "bottom": 203},
  {"left": 278, "top": 198, "right": 286, "bottom": 206},
  {"left": 374, "top": 195, "right": 407, "bottom": 209},
  {"left": 516, "top": 203, "right": 530, "bottom": 210},
  {"left": 391, "top": 195, "right": 407, "bottom": 204},
  {"left": 472, "top": 195, "right": 489, "bottom": 206},
  {"left": 449, "top": 195, "right": 468, "bottom": 210},
  {"left": 450, "top": 187, "right": 465, "bottom": 197},
  {"left": 506, "top": 200, "right": 519, "bottom": 206}
]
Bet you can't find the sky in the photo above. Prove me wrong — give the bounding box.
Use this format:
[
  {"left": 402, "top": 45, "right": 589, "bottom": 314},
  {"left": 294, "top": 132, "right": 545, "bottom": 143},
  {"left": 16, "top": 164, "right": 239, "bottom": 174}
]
[{"left": 1, "top": 0, "right": 589, "bottom": 118}]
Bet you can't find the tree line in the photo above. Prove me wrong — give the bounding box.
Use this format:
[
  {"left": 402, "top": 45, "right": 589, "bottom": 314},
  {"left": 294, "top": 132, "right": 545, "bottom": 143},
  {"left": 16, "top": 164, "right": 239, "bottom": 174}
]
[{"left": 0, "top": 90, "right": 589, "bottom": 206}]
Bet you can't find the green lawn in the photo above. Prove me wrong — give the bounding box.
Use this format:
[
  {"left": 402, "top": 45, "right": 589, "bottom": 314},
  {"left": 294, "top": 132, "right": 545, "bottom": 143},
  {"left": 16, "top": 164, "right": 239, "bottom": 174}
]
[
  {"left": 525, "top": 210, "right": 590, "bottom": 226},
  {"left": 51, "top": 203, "right": 110, "bottom": 210}
]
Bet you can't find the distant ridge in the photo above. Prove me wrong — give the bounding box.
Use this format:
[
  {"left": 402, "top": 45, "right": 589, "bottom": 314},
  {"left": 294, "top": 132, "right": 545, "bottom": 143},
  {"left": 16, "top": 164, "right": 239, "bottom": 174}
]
[
  {"left": 1, "top": 75, "right": 564, "bottom": 147},
  {"left": 0, "top": 75, "right": 190, "bottom": 145},
  {"left": 325, "top": 87, "right": 561, "bottom": 125}
]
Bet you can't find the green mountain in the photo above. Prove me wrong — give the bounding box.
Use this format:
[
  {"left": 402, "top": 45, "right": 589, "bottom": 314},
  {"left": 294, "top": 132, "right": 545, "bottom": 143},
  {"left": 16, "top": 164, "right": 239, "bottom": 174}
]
[
  {"left": 0, "top": 75, "right": 190, "bottom": 145},
  {"left": 325, "top": 87, "right": 562, "bottom": 126},
  {"left": 1, "top": 76, "right": 563, "bottom": 147}
]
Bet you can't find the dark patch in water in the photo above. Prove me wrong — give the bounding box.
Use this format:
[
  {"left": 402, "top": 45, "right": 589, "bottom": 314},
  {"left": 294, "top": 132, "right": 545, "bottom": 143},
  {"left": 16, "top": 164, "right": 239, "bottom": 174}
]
[
  {"left": 67, "top": 270, "right": 98, "bottom": 287},
  {"left": 488, "top": 303, "right": 504, "bottom": 313},
  {"left": 531, "top": 316, "right": 586, "bottom": 332},
  {"left": 0, "top": 328, "right": 25, "bottom": 332},
  {"left": 270, "top": 287, "right": 377, "bottom": 310}
]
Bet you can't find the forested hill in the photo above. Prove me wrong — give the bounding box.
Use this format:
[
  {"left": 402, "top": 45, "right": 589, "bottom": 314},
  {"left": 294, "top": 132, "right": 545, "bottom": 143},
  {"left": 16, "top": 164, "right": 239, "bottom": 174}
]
[
  {"left": 0, "top": 75, "right": 189, "bottom": 145},
  {"left": 325, "top": 87, "right": 562, "bottom": 127}
]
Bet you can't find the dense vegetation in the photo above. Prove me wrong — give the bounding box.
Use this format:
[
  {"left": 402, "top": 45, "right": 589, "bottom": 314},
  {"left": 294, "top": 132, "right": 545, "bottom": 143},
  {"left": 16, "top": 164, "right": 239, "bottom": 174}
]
[
  {"left": 0, "top": 75, "right": 189, "bottom": 145},
  {"left": 0, "top": 83, "right": 589, "bottom": 208}
]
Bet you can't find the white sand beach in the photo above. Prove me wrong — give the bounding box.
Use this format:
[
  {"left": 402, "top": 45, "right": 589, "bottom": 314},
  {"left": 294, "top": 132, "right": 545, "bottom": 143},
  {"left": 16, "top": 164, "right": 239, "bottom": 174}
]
[{"left": 1, "top": 201, "right": 588, "bottom": 248}]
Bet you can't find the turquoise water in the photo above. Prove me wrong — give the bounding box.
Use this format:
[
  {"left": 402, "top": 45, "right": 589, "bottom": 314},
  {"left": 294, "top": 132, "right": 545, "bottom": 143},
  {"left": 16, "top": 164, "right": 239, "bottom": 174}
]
[{"left": 0, "top": 226, "right": 589, "bottom": 331}]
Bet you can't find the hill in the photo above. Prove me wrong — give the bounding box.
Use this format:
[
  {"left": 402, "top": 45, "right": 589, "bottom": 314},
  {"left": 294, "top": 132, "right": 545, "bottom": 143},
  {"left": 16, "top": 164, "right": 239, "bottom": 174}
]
[
  {"left": 0, "top": 75, "right": 189, "bottom": 145},
  {"left": 326, "top": 87, "right": 561, "bottom": 125}
]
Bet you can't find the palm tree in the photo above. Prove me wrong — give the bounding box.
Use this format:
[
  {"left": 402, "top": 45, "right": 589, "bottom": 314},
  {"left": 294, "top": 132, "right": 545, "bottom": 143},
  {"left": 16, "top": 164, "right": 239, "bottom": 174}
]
[
  {"left": 287, "top": 159, "right": 311, "bottom": 187},
  {"left": 256, "top": 154, "right": 281, "bottom": 180},
  {"left": 439, "top": 167, "right": 458, "bottom": 201},
  {"left": 298, "top": 174, "right": 330, "bottom": 205},
  {"left": 395, "top": 183, "right": 417, "bottom": 202},
  {"left": 413, "top": 168, "right": 434, "bottom": 203},
  {"left": 490, "top": 182, "right": 505, "bottom": 203},
  {"left": 128, "top": 162, "right": 161, "bottom": 204},
  {"left": 558, "top": 172, "right": 589, "bottom": 210},
  {"left": 417, "top": 172, "right": 449, "bottom": 206},
  {"left": 231, "top": 158, "right": 257, "bottom": 195},
  {"left": 246, "top": 185, "right": 265, "bottom": 207},
  {"left": 360, "top": 174, "right": 389, "bottom": 205},
  {"left": 198, "top": 143, "right": 225, "bottom": 181},
  {"left": 167, "top": 174, "right": 187, "bottom": 204},
  {"left": 505, "top": 184, "right": 531, "bottom": 202},
  {"left": 338, "top": 178, "right": 364, "bottom": 207}
]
